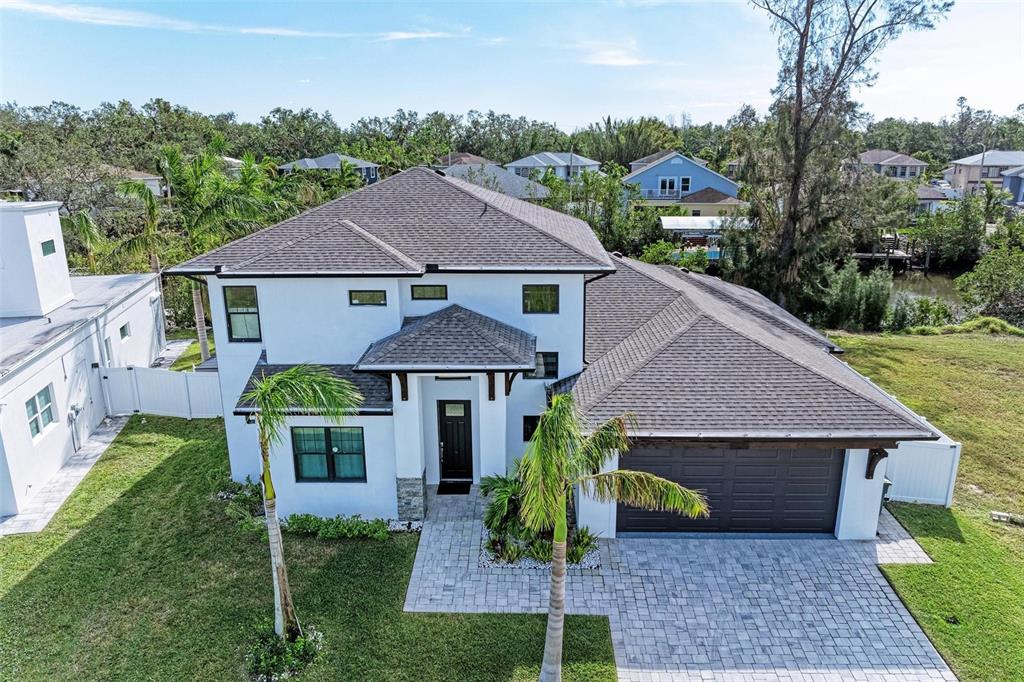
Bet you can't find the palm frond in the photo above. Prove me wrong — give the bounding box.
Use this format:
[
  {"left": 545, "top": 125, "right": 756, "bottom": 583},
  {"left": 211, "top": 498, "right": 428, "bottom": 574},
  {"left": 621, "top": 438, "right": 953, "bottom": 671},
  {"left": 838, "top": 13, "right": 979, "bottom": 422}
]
[
  {"left": 573, "top": 413, "right": 634, "bottom": 477},
  {"left": 240, "top": 365, "right": 364, "bottom": 445},
  {"left": 577, "top": 470, "right": 709, "bottom": 519},
  {"left": 60, "top": 210, "right": 105, "bottom": 250},
  {"left": 517, "top": 393, "right": 581, "bottom": 532}
]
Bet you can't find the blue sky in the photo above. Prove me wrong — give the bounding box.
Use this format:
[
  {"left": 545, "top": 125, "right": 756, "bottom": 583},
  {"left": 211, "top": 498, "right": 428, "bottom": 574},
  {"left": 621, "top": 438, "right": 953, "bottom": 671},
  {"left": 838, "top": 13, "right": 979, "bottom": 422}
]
[{"left": 1, "top": 0, "right": 1021, "bottom": 130}]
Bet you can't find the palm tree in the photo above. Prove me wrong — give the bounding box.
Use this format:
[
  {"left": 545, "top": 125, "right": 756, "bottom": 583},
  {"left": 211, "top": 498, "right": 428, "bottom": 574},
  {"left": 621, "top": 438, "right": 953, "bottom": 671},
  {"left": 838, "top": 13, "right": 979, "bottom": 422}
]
[
  {"left": 240, "top": 365, "right": 364, "bottom": 640},
  {"left": 116, "top": 180, "right": 169, "bottom": 273},
  {"left": 59, "top": 209, "right": 105, "bottom": 273},
  {"left": 519, "top": 394, "right": 708, "bottom": 682}
]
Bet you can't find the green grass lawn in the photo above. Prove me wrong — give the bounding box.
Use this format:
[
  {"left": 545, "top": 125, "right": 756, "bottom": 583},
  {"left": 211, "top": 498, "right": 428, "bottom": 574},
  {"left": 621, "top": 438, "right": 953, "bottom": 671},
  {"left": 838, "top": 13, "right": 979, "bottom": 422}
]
[
  {"left": 167, "top": 328, "right": 216, "bottom": 371},
  {"left": 0, "top": 417, "right": 615, "bottom": 681},
  {"left": 837, "top": 332, "right": 1024, "bottom": 682}
]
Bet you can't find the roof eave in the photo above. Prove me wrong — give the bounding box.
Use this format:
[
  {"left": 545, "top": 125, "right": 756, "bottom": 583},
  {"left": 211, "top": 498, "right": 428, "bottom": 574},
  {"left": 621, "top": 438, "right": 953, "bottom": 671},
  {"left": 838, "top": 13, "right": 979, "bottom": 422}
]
[
  {"left": 615, "top": 429, "right": 941, "bottom": 441},
  {"left": 353, "top": 363, "right": 535, "bottom": 372}
]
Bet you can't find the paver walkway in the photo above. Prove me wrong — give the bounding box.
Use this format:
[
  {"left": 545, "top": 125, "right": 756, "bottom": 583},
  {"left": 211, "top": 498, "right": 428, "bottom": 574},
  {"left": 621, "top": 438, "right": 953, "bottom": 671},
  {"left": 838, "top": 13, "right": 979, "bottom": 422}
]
[
  {"left": 0, "top": 416, "right": 129, "bottom": 536},
  {"left": 405, "top": 487, "right": 954, "bottom": 682}
]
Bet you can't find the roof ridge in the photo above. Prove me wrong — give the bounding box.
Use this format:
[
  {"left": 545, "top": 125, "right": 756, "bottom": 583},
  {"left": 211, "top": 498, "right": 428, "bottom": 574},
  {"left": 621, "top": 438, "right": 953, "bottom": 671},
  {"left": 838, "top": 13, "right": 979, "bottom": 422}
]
[
  {"left": 578, "top": 303, "right": 703, "bottom": 413},
  {"left": 450, "top": 305, "right": 533, "bottom": 365},
  {"left": 337, "top": 219, "right": 422, "bottom": 271},
  {"left": 702, "top": 315, "right": 927, "bottom": 431},
  {"left": 426, "top": 169, "right": 611, "bottom": 269}
]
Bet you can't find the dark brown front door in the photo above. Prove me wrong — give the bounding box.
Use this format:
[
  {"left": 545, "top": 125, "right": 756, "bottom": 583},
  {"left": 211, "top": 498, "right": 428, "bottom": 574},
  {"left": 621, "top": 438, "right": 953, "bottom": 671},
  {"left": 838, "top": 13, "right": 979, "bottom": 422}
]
[{"left": 438, "top": 400, "right": 472, "bottom": 480}]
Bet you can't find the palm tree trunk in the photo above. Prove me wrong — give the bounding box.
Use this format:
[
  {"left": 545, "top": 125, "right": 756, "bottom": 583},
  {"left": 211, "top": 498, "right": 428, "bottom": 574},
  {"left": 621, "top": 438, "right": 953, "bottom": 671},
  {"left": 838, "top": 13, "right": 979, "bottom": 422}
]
[
  {"left": 191, "top": 282, "right": 210, "bottom": 361},
  {"left": 540, "top": 494, "right": 568, "bottom": 682},
  {"left": 260, "top": 433, "right": 302, "bottom": 641}
]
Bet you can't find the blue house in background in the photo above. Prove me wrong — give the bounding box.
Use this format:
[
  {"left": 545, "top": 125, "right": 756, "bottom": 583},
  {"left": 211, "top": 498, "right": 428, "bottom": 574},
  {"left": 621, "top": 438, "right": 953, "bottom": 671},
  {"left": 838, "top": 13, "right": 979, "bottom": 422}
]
[
  {"left": 279, "top": 153, "right": 380, "bottom": 185},
  {"left": 1002, "top": 165, "right": 1024, "bottom": 206},
  {"left": 623, "top": 150, "right": 741, "bottom": 215}
]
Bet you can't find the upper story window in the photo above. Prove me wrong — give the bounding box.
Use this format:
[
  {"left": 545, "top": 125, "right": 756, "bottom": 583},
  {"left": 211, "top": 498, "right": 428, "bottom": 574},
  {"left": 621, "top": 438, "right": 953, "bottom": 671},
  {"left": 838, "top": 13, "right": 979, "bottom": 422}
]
[
  {"left": 522, "top": 284, "right": 559, "bottom": 314},
  {"left": 292, "top": 426, "right": 367, "bottom": 482},
  {"left": 679, "top": 176, "right": 691, "bottom": 192},
  {"left": 26, "top": 384, "right": 56, "bottom": 438},
  {"left": 411, "top": 285, "right": 447, "bottom": 301},
  {"left": 659, "top": 177, "right": 677, "bottom": 195},
  {"left": 119, "top": 322, "right": 131, "bottom": 340},
  {"left": 224, "top": 286, "right": 262, "bottom": 342},
  {"left": 41, "top": 239, "right": 56, "bottom": 256},
  {"left": 523, "top": 415, "right": 540, "bottom": 441},
  {"left": 349, "top": 290, "right": 387, "bottom": 306},
  {"left": 526, "top": 352, "right": 558, "bottom": 380}
]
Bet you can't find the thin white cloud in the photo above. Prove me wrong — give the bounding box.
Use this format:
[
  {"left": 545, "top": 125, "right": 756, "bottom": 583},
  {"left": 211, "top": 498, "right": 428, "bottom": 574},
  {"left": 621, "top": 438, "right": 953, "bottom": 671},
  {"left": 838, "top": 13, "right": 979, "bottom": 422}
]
[
  {"left": 0, "top": 0, "right": 468, "bottom": 41},
  {"left": 577, "top": 40, "right": 654, "bottom": 67},
  {"left": 297, "top": 79, "right": 311, "bottom": 84}
]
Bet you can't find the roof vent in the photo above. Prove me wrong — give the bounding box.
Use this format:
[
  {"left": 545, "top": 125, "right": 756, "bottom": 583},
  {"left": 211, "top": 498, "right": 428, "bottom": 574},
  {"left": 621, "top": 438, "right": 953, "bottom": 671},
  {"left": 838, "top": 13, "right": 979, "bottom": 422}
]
[
  {"left": 679, "top": 267, "right": 690, "bottom": 273},
  {"left": 611, "top": 251, "right": 623, "bottom": 258}
]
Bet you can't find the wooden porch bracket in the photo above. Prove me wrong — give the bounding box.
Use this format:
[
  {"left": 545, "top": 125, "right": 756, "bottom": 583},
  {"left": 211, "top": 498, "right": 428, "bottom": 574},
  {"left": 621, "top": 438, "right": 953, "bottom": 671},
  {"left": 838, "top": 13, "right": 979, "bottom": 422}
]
[
  {"left": 866, "top": 448, "right": 889, "bottom": 479},
  {"left": 504, "top": 371, "right": 516, "bottom": 397},
  {"left": 487, "top": 372, "right": 496, "bottom": 401},
  {"left": 396, "top": 372, "right": 408, "bottom": 401}
]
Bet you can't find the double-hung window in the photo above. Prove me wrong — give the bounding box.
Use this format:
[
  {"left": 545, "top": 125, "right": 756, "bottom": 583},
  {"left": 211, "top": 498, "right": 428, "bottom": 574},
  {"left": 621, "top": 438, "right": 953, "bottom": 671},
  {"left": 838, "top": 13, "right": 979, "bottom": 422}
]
[
  {"left": 292, "top": 427, "right": 367, "bottom": 482},
  {"left": 224, "top": 286, "right": 261, "bottom": 342},
  {"left": 679, "top": 176, "right": 691, "bottom": 192},
  {"left": 526, "top": 352, "right": 559, "bottom": 380},
  {"left": 658, "top": 177, "right": 676, "bottom": 196},
  {"left": 522, "top": 284, "right": 559, "bottom": 314},
  {"left": 26, "top": 384, "right": 56, "bottom": 438}
]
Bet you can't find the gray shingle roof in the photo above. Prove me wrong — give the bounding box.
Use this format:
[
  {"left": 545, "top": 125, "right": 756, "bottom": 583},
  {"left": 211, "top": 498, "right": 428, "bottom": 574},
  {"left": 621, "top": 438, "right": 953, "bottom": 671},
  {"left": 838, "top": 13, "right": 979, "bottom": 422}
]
[
  {"left": 355, "top": 304, "right": 536, "bottom": 371},
  {"left": 563, "top": 255, "right": 936, "bottom": 440},
  {"left": 952, "top": 150, "right": 1024, "bottom": 166},
  {"left": 168, "top": 167, "right": 613, "bottom": 275},
  {"left": 858, "top": 149, "right": 928, "bottom": 166},
  {"left": 234, "top": 358, "right": 393, "bottom": 414},
  {"left": 435, "top": 152, "right": 495, "bottom": 166},
  {"left": 630, "top": 149, "right": 678, "bottom": 166},
  {"left": 442, "top": 164, "right": 550, "bottom": 200},
  {"left": 679, "top": 187, "right": 742, "bottom": 204},
  {"left": 279, "top": 153, "right": 378, "bottom": 171}
]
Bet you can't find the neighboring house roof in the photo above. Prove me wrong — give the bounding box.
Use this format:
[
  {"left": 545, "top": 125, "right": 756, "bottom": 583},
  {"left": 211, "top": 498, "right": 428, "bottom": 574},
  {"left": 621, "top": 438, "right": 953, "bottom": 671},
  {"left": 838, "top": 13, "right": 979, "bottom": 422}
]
[
  {"left": 621, "top": 151, "right": 735, "bottom": 187},
  {"left": 506, "top": 152, "right": 601, "bottom": 169},
  {"left": 916, "top": 186, "right": 949, "bottom": 201},
  {"left": 0, "top": 273, "right": 157, "bottom": 378},
  {"left": 279, "top": 152, "right": 379, "bottom": 172},
  {"left": 442, "top": 164, "right": 550, "bottom": 200},
  {"left": 435, "top": 152, "right": 495, "bottom": 166},
  {"left": 168, "top": 167, "right": 614, "bottom": 276},
  {"left": 1001, "top": 165, "right": 1024, "bottom": 177},
  {"left": 355, "top": 304, "right": 536, "bottom": 371},
  {"left": 630, "top": 149, "right": 677, "bottom": 166},
  {"left": 559, "top": 255, "right": 936, "bottom": 441},
  {"left": 234, "top": 356, "right": 393, "bottom": 415},
  {"left": 679, "top": 187, "right": 744, "bottom": 205},
  {"left": 952, "top": 150, "right": 1024, "bottom": 167},
  {"left": 858, "top": 149, "right": 928, "bottom": 167}
]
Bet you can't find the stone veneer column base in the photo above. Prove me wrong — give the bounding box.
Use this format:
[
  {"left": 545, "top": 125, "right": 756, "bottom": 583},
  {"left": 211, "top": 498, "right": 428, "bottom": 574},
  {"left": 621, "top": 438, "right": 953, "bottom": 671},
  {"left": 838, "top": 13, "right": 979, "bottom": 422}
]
[{"left": 396, "top": 474, "right": 427, "bottom": 521}]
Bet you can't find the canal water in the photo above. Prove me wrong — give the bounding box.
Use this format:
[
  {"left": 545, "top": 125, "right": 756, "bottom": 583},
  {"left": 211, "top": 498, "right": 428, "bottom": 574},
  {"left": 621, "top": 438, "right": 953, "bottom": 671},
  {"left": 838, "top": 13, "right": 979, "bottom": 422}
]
[{"left": 892, "top": 273, "right": 962, "bottom": 305}]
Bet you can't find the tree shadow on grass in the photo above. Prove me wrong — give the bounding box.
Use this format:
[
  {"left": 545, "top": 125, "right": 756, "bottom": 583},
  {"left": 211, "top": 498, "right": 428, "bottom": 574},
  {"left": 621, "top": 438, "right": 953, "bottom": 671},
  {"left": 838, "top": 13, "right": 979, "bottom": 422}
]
[
  {"left": 889, "top": 502, "right": 966, "bottom": 544},
  {"left": 0, "top": 416, "right": 615, "bottom": 682}
]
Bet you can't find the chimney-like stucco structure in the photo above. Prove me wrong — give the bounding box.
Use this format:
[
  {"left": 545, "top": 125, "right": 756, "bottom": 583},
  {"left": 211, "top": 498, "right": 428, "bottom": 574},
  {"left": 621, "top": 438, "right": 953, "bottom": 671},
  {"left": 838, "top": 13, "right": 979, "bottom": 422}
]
[{"left": 0, "top": 201, "right": 74, "bottom": 318}]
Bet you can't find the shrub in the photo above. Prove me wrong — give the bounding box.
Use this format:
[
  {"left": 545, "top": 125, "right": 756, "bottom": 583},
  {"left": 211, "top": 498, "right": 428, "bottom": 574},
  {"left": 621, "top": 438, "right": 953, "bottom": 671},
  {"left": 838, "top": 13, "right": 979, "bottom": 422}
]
[
  {"left": 904, "top": 316, "right": 1024, "bottom": 337},
  {"left": 480, "top": 470, "right": 525, "bottom": 538},
  {"left": 639, "top": 240, "right": 678, "bottom": 265},
  {"left": 566, "top": 526, "right": 599, "bottom": 564},
  {"left": 526, "top": 538, "right": 554, "bottom": 563},
  {"left": 219, "top": 477, "right": 265, "bottom": 532},
  {"left": 679, "top": 248, "right": 709, "bottom": 273},
  {"left": 886, "top": 294, "right": 954, "bottom": 331},
  {"left": 245, "top": 622, "right": 323, "bottom": 682},
  {"left": 819, "top": 261, "right": 892, "bottom": 331},
  {"left": 860, "top": 268, "right": 892, "bottom": 331},
  {"left": 284, "top": 513, "right": 389, "bottom": 540}
]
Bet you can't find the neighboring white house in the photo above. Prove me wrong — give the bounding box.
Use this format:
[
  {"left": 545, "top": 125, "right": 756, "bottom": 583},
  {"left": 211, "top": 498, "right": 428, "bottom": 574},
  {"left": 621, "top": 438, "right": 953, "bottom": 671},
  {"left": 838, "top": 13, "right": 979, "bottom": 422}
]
[
  {"left": 948, "top": 150, "right": 1024, "bottom": 193},
  {"left": 0, "top": 202, "right": 163, "bottom": 517},
  {"left": 505, "top": 152, "right": 601, "bottom": 180},
  {"left": 168, "top": 168, "right": 944, "bottom": 541}
]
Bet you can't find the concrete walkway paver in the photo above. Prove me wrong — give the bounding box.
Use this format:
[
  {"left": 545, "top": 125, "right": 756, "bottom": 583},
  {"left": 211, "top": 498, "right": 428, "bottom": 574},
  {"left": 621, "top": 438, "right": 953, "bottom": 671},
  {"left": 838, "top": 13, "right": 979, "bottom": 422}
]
[
  {"left": 405, "top": 488, "right": 954, "bottom": 682},
  {"left": 0, "top": 416, "right": 129, "bottom": 536}
]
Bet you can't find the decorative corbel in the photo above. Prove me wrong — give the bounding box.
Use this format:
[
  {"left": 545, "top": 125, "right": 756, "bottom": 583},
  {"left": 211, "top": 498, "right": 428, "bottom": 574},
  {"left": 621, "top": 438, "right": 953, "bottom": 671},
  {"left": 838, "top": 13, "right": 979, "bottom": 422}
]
[
  {"left": 866, "top": 448, "right": 889, "bottom": 479},
  {"left": 487, "top": 372, "right": 496, "bottom": 401},
  {"left": 396, "top": 372, "right": 408, "bottom": 401},
  {"left": 504, "top": 371, "right": 516, "bottom": 397}
]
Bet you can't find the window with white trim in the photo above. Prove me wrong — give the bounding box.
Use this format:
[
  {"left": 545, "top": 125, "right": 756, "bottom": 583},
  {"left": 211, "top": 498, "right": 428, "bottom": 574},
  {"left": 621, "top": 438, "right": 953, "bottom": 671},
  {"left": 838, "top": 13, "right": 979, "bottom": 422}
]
[
  {"left": 658, "top": 177, "right": 676, "bottom": 195},
  {"left": 679, "top": 176, "right": 691, "bottom": 192},
  {"left": 26, "top": 384, "right": 56, "bottom": 438},
  {"left": 119, "top": 322, "right": 131, "bottom": 340}
]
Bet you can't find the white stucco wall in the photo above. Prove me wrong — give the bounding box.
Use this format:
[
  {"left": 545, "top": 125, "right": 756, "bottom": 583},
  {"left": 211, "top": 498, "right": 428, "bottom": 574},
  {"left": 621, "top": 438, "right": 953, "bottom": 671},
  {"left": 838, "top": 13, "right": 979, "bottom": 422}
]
[
  {"left": 0, "top": 202, "right": 74, "bottom": 317},
  {"left": 0, "top": 277, "right": 161, "bottom": 515},
  {"left": 262, "top": 414, "right": 398, "bottom": 520},
  {"left": 575, "top": 452, "right": 618, "bottom": 539},
  {"left": 834, "top": 448, "right": 887, "bottom": 540}
]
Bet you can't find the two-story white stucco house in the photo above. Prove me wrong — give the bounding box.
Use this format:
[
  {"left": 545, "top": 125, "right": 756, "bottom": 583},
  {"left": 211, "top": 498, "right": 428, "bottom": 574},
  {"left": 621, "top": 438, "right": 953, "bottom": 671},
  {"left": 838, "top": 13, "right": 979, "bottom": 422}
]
[{"left": 168, "top": 167, "right": 940, "bottom": 540}]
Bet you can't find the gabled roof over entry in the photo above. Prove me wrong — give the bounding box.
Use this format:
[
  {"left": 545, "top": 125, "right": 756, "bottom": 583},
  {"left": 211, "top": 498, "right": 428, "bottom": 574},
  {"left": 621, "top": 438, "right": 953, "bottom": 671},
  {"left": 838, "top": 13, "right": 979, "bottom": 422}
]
[
  {"left": 167, "top": 167, "right": 613, "bottom": 276},
  {"left": 559, "top": 255, "right": 938, "bottom": 441},
  {"left": 355, "top": 304, "right": 537, "bottom": 372}
]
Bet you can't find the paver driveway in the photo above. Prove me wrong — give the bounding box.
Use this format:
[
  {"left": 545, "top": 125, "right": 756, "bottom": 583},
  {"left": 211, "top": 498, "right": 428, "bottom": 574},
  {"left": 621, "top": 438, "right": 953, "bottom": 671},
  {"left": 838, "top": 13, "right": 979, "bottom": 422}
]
[{"left": 405, "top": 488, "right": 955, "bottom": 682}]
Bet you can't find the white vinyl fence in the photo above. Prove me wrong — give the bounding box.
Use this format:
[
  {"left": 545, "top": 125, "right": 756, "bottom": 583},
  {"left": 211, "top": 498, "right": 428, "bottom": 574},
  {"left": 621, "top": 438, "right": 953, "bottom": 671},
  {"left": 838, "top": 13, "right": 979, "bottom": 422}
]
[
  {"left": 886, "top": 431, "right": 961, "bottom": 507},
  {"left": 102, "top": 366, "right": 222, "bottom": 419}
]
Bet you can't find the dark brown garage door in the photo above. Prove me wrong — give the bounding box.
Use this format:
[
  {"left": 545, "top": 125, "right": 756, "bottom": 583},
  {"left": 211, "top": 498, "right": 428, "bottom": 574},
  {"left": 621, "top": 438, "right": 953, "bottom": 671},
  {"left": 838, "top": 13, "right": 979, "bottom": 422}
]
[{"left": 617, "top": 443, "right": 845, "bottom": 533}]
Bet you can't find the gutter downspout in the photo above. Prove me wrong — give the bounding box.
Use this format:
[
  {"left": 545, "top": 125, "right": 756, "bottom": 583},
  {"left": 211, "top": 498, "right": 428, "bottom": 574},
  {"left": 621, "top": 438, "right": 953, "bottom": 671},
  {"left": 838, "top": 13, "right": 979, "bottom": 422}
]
[{"left": 94, "top": 317, "right": 113, "bottom": 418}]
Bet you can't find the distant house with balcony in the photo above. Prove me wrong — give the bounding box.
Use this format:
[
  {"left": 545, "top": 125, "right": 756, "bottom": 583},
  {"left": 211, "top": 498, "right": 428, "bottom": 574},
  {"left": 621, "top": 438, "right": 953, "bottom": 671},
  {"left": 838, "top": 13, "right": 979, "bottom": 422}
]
[
  {"left": 505, "top": 152, "right": 601, "bottom": 181},
  {"left": 279, "top": 153, "right": 380, "bottom": 185},
  {"left": 623, "top": 151, "right": 741, "bottom": 212},
  {"left": 857, "top": 150, "right": 928, "bottom": 181},
  {"left": 948, "top": 150, "right": 1024, "bottom": 194}
]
